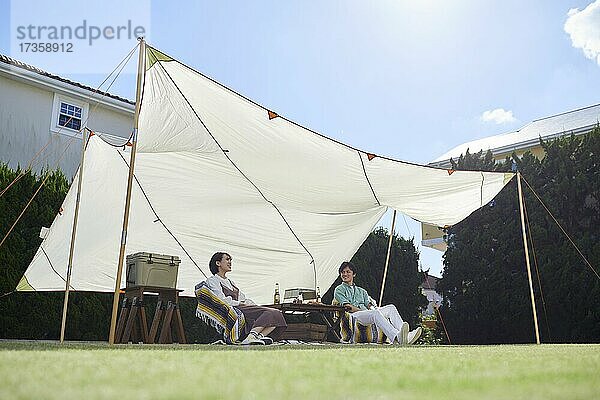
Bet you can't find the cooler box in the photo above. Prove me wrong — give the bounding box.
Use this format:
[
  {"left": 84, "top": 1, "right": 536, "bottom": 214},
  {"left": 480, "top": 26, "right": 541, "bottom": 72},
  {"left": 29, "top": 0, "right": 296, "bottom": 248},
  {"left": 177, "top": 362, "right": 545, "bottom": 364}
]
[{"left": 126, "top": 252, "right": 180, "bottom": 289}]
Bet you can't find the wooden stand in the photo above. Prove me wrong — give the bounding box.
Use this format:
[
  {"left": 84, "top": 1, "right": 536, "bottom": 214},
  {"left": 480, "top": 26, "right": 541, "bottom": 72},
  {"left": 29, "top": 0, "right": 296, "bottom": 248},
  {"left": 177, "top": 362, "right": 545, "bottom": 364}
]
[{"left": 115, "top": 286, "right": 186, "bottom": 344}]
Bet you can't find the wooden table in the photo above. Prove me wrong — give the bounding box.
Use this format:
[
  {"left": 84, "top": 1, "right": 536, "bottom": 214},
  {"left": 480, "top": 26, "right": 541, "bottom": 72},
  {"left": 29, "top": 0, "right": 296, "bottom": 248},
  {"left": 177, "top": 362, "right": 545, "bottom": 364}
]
[
  {"left": 115, "top": 285, "right": 186, "bottom": 344},
  {"left": 265, "top": 303, "right": 346, "bottom": 341}
]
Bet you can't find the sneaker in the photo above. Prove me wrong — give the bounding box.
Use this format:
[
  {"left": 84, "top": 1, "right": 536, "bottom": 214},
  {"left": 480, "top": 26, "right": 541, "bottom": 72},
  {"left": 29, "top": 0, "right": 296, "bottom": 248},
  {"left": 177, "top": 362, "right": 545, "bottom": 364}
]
[
  {"left": 396, "top": 322, "right": 409, "bottom": 345},
  {"left": 407, "top": 327, "right": 422, "bottom": 345},
  {"left": 258, "top": 333, "right": 274, "bottom": 345},
  {"left": 240, "top": 331, "right": 265, "bottom": 345}
]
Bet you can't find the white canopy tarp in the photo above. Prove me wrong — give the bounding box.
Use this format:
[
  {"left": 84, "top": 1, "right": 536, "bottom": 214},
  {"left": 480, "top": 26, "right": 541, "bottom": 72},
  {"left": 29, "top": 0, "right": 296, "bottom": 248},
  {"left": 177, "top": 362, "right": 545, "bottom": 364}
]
[{"left": 17, "top": 46, "right": 514, "bottom": 303}]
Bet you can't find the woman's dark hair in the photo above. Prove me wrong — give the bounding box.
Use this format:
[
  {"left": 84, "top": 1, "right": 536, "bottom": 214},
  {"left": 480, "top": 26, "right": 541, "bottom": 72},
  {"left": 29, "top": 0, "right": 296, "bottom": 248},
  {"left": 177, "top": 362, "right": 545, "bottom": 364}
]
[
  {"left": 209, "top": 252, "right": 230, "bottom": 275},
  {"left": 339, "top": 261, "right": 355, "bottom": 274}
]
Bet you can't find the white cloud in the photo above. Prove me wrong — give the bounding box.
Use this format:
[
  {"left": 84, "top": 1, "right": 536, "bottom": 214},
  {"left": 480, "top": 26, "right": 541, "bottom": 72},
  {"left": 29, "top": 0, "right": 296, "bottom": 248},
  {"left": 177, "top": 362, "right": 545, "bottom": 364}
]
[
  {"left": 480, "top": 108, "right": 516, "bottom": 124},
  {"left": 565, "top": 1, "right": 600, "bottom": 66}
]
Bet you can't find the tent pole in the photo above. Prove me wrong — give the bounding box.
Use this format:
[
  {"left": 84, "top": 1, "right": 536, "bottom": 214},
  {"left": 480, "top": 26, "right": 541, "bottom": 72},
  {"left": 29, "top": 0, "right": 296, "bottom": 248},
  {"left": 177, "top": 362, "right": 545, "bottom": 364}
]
[
  {"left": 378, "top": 209, "right": 396, "bottom": 306},
  {"left": 108, "top": 38, "right": 146, "bottom": 345},
  {"left": 517, "top": 171, "right": 540, "bottom": 344},
  {"left": 59, "top": 128, "right": 88, "bottom": 343}
]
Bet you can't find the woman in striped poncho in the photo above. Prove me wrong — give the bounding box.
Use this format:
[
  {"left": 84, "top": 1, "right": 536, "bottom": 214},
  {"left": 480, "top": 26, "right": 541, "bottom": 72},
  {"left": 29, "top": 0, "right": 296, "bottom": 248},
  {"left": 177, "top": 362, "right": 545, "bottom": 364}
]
[{"left": 205, "top": 252, "right": 287, "bottom": 345}]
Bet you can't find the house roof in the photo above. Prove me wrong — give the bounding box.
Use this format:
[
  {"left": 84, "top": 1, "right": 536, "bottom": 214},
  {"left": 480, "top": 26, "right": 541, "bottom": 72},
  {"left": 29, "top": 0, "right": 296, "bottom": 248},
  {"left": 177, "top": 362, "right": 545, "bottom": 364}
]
[
  {"left": 0, "top": 53, "right": 134, "bottom": 106},
  {"left": 420, "top": 274, "right": 439, "bottom": 290},
  {"left": 430, "top": 103, "right": 600, "bottom": 167}
]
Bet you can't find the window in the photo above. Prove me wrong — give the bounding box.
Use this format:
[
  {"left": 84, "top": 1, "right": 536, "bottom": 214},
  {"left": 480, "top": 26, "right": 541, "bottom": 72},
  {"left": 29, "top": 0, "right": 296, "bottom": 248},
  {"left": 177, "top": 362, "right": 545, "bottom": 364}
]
[
  {"left": 50, "top": 93, "right": 88, "bottom": 136},
  {"left": 58, "top": 102, "right": 82, "bottom": 131}
]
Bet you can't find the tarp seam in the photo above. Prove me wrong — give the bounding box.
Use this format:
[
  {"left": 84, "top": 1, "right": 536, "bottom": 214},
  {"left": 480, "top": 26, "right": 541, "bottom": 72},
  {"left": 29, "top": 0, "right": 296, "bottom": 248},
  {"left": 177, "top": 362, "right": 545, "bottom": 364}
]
[
  {"left": 41, "top": 246, "right": 75, "bottom": 290},
  {"left": 148, "top": 47, "right": 318, "bottom": 286},
  {"left": 115, "top": 149, "right": 208, "bottom": 279},
  {"left": 358, "top": 151, "right": 381, "bottom": 206}
]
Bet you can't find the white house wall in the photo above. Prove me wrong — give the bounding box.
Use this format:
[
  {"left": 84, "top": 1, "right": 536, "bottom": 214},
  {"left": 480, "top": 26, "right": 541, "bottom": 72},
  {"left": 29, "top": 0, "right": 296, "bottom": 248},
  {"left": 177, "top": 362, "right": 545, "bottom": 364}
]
[
  {"left": 0, "top": 72, "right": 133, "bottom": 179},
  {"left": 86, "top": 104, "right": 132, "bottom": 142},
  {"left": 422, "top": 288, "right": 442, "bottom": 316}
]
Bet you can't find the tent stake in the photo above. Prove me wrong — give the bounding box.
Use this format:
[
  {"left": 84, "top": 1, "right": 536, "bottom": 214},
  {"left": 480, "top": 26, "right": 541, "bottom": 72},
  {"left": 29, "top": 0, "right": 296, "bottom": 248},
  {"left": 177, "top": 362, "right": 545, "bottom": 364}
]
[
  {"left": 517, "top": 172, "right": 540, "bottom": 344},
  {"left": 59, "top": 128, "right": 88, "bottom": 343},
  {"left": 378, "top": 209, "right": 396, "bottom": 306},
  {"left": 108, "top": 38, "right": 146, "bottom": 345}
]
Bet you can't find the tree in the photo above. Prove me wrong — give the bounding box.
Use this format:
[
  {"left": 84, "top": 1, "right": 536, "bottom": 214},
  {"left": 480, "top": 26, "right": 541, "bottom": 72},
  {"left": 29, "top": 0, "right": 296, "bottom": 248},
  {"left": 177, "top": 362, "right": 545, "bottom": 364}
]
[
  {"left": 437, "top": 127, "right": 600, "bottom": 344},
  {"left": 0, "top": 164, "right": 71, "bottom": 339}
]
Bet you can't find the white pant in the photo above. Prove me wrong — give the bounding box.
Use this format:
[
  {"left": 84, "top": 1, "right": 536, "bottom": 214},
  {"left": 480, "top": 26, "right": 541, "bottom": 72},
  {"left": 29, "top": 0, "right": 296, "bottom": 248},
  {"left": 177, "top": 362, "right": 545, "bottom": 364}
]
[{"left": 351, "top": 304, "right": 405, "bottom": 341}]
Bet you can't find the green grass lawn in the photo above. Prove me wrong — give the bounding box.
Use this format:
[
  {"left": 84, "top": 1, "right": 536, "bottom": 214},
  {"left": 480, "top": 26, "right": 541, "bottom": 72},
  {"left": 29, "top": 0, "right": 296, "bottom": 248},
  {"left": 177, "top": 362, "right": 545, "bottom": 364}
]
[{"left": 1, "top": 342, "right": 599, "bottom": 399}]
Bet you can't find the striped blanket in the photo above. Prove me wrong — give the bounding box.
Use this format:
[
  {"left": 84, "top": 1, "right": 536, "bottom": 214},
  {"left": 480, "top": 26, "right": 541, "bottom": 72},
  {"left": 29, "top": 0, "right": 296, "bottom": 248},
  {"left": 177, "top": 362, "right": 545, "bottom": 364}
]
[
  {"left": 338, "top": 311, "right": 388, "bottom": 344},
  {"left": 332, "top": 299, "right": 388, "bottom": 344},
  {"left": 195, "top": 281, "right": 246, "bottom": 344}
]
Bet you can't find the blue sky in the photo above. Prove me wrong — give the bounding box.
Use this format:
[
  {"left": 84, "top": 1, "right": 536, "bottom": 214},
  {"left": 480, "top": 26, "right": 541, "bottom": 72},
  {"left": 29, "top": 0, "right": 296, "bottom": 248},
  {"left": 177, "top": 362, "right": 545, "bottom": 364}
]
[{"left": 1, "top": 0, "right": 599, "bottom": 276}]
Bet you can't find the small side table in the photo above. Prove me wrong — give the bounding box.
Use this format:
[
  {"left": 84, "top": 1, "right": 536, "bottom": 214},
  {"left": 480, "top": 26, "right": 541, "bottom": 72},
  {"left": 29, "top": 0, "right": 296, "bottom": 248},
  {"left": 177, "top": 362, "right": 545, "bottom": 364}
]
[
  {"left": 266, "top": 303, "right": 346, "bottom": 341},
  {"left": 115, "top": 285, "right": 186, "bottom": 344}
]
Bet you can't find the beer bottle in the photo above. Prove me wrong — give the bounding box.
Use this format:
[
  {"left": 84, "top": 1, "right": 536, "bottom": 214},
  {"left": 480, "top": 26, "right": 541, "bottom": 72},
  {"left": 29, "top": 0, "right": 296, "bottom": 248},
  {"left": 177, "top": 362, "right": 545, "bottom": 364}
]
[
  {"left": 274, "top": 283, "right": 280, "bottom": 304},
  {"left": 316, "top": 286, "right": 321, "bottom": 303}
]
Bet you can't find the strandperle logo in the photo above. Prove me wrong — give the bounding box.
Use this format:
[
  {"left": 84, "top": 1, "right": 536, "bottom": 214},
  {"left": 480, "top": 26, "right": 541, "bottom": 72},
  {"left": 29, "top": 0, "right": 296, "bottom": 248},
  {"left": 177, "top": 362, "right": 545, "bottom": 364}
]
[
  {"left": 10, "top": 0, "right": 151, "bottom": 74},
  {"left": 15, "top": 20, "right": 146, "bottom": 46}
]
